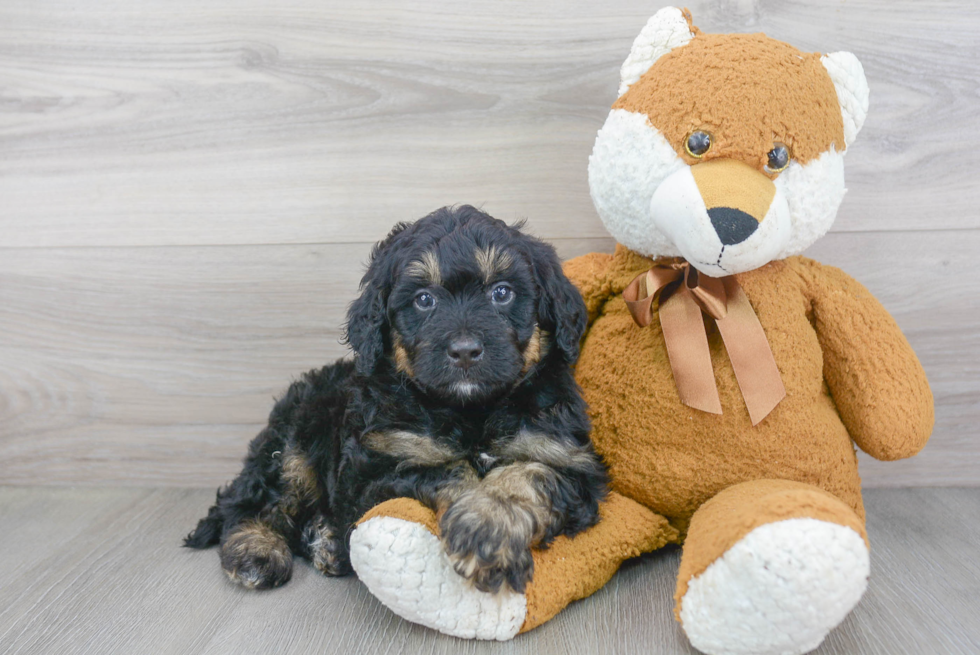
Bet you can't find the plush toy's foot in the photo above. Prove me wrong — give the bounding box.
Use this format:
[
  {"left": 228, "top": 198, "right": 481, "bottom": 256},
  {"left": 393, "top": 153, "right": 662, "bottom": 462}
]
[
  {"left": 350, "top": 493, "right": 676, "bottom": 640},
  {"left": 676, "top": 480, "right": 870, "bottom": 655},
  {"left": 350, "top": 498, "right": 526, "bottom": 640}
]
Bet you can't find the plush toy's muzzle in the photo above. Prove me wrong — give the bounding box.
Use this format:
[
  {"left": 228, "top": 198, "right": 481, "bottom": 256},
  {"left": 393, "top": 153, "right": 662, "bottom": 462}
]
[
  {"left": 650, "top": 158, "right": 792, "bottom": 275},
  {"left": 589, "top": 5, "right": 871, "bottom": 277}
]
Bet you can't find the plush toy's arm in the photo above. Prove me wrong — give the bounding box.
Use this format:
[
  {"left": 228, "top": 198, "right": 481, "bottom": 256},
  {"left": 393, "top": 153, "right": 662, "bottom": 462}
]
[
  {"left": 800, "top": 258, "right": 934, "bottom": 460},
  {"left": 562, "top": 252, "right": 617, "bottom": 331}
]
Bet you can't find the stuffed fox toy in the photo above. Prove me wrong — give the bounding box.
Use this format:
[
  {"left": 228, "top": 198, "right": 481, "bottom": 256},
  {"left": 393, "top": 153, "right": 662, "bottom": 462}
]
[{"left": 347, "top": 9, "right": 934, "bottom": 655}]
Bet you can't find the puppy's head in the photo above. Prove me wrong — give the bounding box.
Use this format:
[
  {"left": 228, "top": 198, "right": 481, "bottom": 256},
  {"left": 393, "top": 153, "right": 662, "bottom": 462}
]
[{"left": 345, "top": 206, "right": 586, "bottom": 405}]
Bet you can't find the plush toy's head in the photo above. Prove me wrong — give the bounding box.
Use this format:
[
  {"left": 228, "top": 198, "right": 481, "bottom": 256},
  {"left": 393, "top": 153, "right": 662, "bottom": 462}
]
[{"left": 589, "top": 7, "right": 870, "bottom": 275}]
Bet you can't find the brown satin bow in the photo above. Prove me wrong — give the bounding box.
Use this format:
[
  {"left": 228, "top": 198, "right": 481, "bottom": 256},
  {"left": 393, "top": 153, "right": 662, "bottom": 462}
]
[{"left": 623, "top": 262, "right": 786, "bottom": 426}]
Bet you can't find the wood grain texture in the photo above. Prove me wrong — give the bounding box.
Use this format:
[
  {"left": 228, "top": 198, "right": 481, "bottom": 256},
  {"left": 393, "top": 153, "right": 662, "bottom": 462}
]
[
  {"left": 1, "top": 0, "right": 978, "bottom": 489},
  {"left": 0, "top": 231, "right": 977, "bottom": 487},
  {"left": 1, "top": 0, "right": 978, "bottom": 248},
  {"left": 0, "top": 486, "right": 976, "bottom": 654}
]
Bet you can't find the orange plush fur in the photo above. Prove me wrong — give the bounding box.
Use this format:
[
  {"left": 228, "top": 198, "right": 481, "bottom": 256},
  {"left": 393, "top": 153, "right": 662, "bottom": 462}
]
[
  {"left": 348, "top": 9, "right": 935, "bottom": 648},
  {"left": 567, "top": 249, "right": 933, "bottom": 538},
  {"left": 561, "top": 7, "right": 934, "bottom": 644},
  {"left": 616, "top": 32, "right": 845, "bottom": 170}
]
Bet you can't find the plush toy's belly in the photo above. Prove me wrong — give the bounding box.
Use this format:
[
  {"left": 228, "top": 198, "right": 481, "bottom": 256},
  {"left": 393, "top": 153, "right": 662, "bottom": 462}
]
[{"left": 576, "top": 272, "right": 864, "bottom": 529}]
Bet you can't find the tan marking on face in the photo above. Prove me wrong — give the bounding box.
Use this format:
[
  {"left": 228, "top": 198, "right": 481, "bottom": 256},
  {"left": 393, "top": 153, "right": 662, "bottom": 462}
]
[
  {"left": 280, "top": 445, "right": 319, "bottom": 516},
  {"left": 475, "top": 245, "right": 514, "bottom": 283},
  {"left": 520, "top": 326, "right": 550, "bottom": 374},
  {"left": 691, "top": 158, "right": 776, "bottom": 223},
  {"left": 614, "top": 32, "right": 845, "bottom": 168},
  {"left": 391, "top": 330, "right": 414, "bottom": 376},
  {"left": 363, "top": 430, "right": 461, "bottom": 470},
  {"left": 405, "top": 251, "right": 441, "bottom": 286},
  {"left": 496, "top": 430, "right": 600, "bottom": 472}
]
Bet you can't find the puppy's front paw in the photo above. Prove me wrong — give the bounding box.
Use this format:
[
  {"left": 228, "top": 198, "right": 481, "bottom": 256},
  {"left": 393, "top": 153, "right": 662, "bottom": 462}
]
[
  {"left": 301, "top": 514, "right": 352, "bottom": 577},
  {"left": 440, "top": 497, "right": 536, "bottom": 594},
  {"left": 220, "top": 520, "right": 293, "bottom": 590}
]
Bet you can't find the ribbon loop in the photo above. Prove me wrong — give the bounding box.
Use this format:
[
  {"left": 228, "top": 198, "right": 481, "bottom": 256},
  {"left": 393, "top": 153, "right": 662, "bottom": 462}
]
[
  {"left": 684, "top": 266, "right": 728, "bottom": 320},
  {"left": 623, "top": 261, "right": 786, "bottom": 425}
]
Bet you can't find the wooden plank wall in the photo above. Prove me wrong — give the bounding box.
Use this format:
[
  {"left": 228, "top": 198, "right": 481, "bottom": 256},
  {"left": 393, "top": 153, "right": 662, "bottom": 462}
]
[{"left": 1, "top": 0, "right": 977, "bottom": 487}]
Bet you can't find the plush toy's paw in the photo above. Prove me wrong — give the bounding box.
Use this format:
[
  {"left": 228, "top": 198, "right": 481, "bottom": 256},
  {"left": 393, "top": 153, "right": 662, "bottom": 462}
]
[
  {"left": 439, "top": 498, "right": 535, "bottom": 594},
  {"left": 679, "top": 518, "right": 869, "bottom": 655},
  {"left": 349, "top": 499, "right": 527, "bottom": 641}
]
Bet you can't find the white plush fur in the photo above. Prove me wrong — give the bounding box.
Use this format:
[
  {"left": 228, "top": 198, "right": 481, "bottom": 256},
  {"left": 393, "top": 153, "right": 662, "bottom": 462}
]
[
  {"left": 349, "top": 516, "right": 526, "bottom": 641},
  {"left": 588, "top": 110, "right": 849, "bottom": 274},
  {"left": 776, "top": 148, "right": 847, "bottom": 257},
  {"left": 821, "top": 52, "right": 870, "bottom": 148},
  {"left": 679, "top": 518, "right": 870, "bottom": 655},
  {"left": 588, "top": 109, "right": 685, "bottom": 259},
  {"left": 618, "top": 7, "right": 694, "bottom": 96},
  {"left": 649, "top": 165, "right": 792, "bottom": 277}
]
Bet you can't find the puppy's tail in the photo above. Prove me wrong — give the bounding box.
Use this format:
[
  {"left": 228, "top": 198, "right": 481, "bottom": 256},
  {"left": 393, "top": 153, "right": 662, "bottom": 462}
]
[{"left": 183, "top": 495, "right": 224, "bottom": 549}]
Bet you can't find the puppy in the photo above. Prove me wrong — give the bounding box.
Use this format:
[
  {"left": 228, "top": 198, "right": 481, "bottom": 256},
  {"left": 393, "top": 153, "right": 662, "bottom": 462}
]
[{"left": 185, "top": 205, "right": 608, "bottom": 594}]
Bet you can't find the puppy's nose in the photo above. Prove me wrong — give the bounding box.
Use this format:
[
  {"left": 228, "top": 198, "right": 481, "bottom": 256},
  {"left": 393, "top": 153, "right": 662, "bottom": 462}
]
[{"left": 448, "top": 337, "right": 484, "bottom": 369}]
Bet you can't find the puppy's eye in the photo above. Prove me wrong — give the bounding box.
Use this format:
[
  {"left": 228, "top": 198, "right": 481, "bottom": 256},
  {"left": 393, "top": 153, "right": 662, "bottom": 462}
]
[
  {"left": 685, "top": 130, "right": 712, "bottom": 158},
  {"left": 414, "top": 291, "right": 436, "bottom": 311},
  {"left": 490, "top": 284, "right": 514, "bottom": 305},
  {"left": 765, "top": 143, "right": 791, "bottom": 173}
]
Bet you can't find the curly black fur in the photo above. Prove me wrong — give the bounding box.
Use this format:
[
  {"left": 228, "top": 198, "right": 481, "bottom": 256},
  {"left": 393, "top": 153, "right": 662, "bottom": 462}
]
[{"left": 185, "top": 205, "right": 608, "bottom": 593}]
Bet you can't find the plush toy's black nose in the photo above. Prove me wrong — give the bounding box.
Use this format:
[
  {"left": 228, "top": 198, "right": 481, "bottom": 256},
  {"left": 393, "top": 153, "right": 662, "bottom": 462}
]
[
  {"left": 708, "top": 207, "right": 759, "bottom": 245},
  {"left": 448, "top": 337, "right": 484, "bottom": 369}
]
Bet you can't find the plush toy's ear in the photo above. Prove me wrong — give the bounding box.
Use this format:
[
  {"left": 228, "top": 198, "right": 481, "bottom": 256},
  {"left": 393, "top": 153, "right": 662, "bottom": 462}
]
[
  {"left": 821, "top": 51, "right": 870, "bottom": 148},
  {"left": 618, "top": 7, "right": 696, "bottom": 96},
  {"left": 344, "top": 224, "right": 409, "bottom": 375}
]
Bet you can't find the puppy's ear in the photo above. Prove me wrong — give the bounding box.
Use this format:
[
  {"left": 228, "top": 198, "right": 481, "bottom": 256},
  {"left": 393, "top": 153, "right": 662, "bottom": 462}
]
[
  {"left": 345, "top": 283, "right": 386, "bottom": 375},
  {"left": 527, "top": 239, "right": 588, "bottom": 363},
  {"left": 344, "top": 223, "right": 408, "bottom": 375}
]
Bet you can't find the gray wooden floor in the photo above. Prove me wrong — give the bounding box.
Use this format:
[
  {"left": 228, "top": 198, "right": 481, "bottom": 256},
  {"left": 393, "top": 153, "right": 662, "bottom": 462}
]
[{"left": 0, "top": 487, "right": 976, "bottom": 654}]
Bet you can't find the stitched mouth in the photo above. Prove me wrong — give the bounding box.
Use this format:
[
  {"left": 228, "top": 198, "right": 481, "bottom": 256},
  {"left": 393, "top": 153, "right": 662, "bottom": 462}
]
[
  {"left": 714, "top": 246, "right": 730, "bottom": 273},
  {"left": 696, "top": 246, "right": 729, "bottom": 275}
]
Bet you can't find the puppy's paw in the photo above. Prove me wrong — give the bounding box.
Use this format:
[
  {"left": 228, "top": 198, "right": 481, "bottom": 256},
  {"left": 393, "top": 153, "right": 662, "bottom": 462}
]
[
  {"left": 301, "top": 515, "right": 352, "bottom": 577},
  {"left": 220, "top": 520, "right": 293, "bottom": 590},
  {"left": 440, "top": 497, "right": 536, "bottom": 594}
]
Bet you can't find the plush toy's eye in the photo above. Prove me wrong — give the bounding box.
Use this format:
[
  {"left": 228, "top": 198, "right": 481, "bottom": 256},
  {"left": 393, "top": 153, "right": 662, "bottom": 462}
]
[
  {"left": 765, "top": 143, "right": 791, "bottom": 173},
  {"left": 414, "top": 291, "right": 436, "bottom": 310},
  {"left": 685, "top": 131, "right": 712, "bottom": 158}
]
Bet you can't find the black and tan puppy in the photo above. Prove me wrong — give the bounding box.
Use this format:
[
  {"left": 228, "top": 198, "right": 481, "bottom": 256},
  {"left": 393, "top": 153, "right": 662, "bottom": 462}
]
[{"left": 185, "top": 205, "right": 607, "bottom": 594}]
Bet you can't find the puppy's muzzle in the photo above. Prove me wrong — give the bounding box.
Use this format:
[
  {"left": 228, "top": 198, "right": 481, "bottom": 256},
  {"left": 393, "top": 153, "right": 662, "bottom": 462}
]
[{"left": 447, "top": 336, "right": 484, "bottom": 370}]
